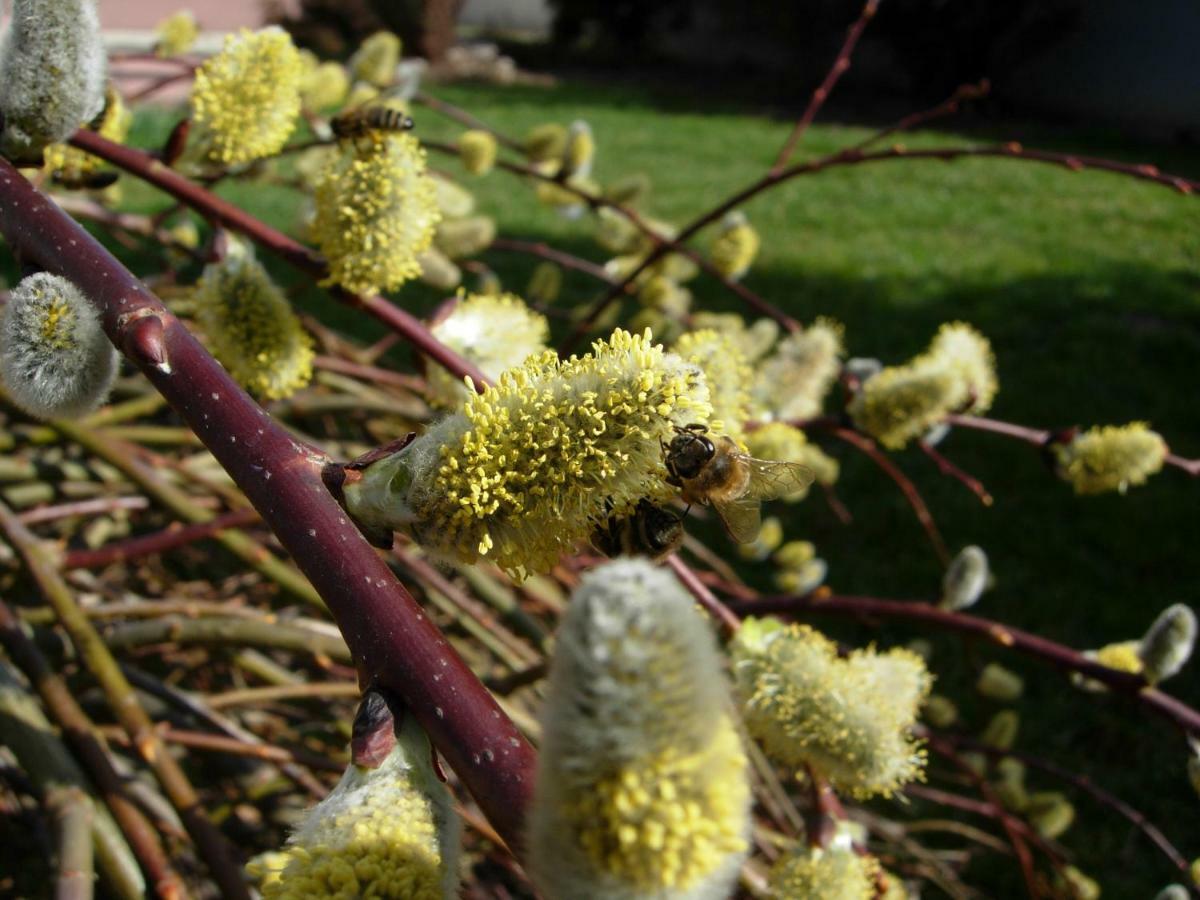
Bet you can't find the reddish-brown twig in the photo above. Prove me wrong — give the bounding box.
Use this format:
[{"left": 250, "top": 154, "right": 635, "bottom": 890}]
[
  {"left": 489, "top": 236, "right": 620, "bottom": 286},
  {"left": 831, "top": 426, "right": 950, "bottom": 563},
  {"left": 925, "top": 733, "right": 1043, "bottom": 897},
  {"left": 948, "top": 414, "right": 1200, "bottom": 478},
  {"left": 850, "top": 80, "right": 991, "bottom": 153},
  {"left": 562, "top": 143, "right": 1200, "bottom": 353},
  {"left": 935, "top": 731, "right": 1192, "bottom": 883},
  {"left": 919, "top": 440, "right": 994, "bottom": 506},
  {"left": 727, "top": 592, "right": 1200, "bottom": 738},
  {"left": 412, "top": 90, "right": 526, "bottom": 153},
  {"left": 61, "top": 507, "right": 260, "bottom": 570},
  {"left": 665, "top": 554, "right": 741, "bottom": 636},
  {"left": 770, "top": 0, "right": 881, "bottom": 174},
  {"left": 0, "top": 157, "right": 536, "bottom": 853}
]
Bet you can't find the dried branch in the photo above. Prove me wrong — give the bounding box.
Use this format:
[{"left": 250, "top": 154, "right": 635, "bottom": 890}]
[
  {"left": 47, "top": 786, "right": 95, "bottom": 900},
  {"left": 0, "top": 499, "right": 251, "bottom": 900}
]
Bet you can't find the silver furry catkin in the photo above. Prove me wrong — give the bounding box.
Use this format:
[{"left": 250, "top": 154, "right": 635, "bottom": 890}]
[
  {"left": 0, "top": 272, "right": 117, "bottom": 419},
  {"left": 0, "top": 0, "right": 106, "bottom": 163},
  {"left": 1139, "top": 603, "right": 1196, "bottom": 685},
  {"left": 940, "top": 545, "right": 990, "bottom": 610}
]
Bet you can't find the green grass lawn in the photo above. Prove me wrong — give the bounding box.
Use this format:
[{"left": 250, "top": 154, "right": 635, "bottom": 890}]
[{"left": 120, "top": 81, "right": 1200, "bottom": 896}]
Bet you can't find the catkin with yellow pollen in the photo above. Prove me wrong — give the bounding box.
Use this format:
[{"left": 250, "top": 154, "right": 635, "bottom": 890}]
[
  {"left": 313, "top": 132, "right": 440, "bottom": 295},
  {"left": 250, "top": 693, "right": 460, "bottom": 899},
  {"left": 43, "top": 85, "right": 131, "bottom": 186},
  {"left": 154, "top": 10, "right": 199, "bottom": 57},
  {"left": 458, "top": 129, "right": 497, "bottom": 175},
  {"left": 708, "top": 211, "right": 760, "bottom": 281},
  {"left": 769, "top": 845, "right": 882, "bottom": 900},
  {"left": 529, "top": 559, "right": 751, "bottom": 899},
  {"left": 343, "top": 328, "right": 711, "bottom": 578},
  {"left": 189, "top": 27, "right": 302, "bottom": 166},
  {"left": 348, "top": 31, "right": 401, "bottom": 88},
  {"left": 1053, "top": 422, "right": 1167, "bottom": 495},
  {"left": 732, "top": 617, "right": 931, "bottom": 798},
  {"left": 752, "top": 317, "right": 844, "bottom": 421},
  {"left": 192, "top": 242, "right": 314, "bottom": 400},
  {"left": 674, "top": 328, "right": 752, "bottom": 437},
  {"left": 425, "top": 292, "right": 549, "bottom": 408}
]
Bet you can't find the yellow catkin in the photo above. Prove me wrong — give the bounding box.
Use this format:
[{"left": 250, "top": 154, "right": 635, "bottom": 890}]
[
  {"left": 250, "top": 715, "right": 459, "bottom": 899},
  {"left": 348, "top": 31, "right": 401, "bottom": 88},
  {"left": 769, "top": 846, "right": 881, "bottom": 900},
  {"left": 524, "top": 123, "right": 567, "bottom": 162},
  {"left": 674, "top": 329, "right": 752, "bottom": 437},
  {"left": 426, "top": 292, "right": 549, "bottom": 408},
  {"left": 1054, "top": 422, "right": 1168, "bottom": 495},
  {"left": 43, "top": 85, "right": 131, "bottom": 184},
  {"left": 297, "top": 51, "right": 349, "bottom": 111},
  {"left": 926, "top": 321, "right": 997, "bottom": 412},
  {"left": 190, "top": 27, "right": 302, "bottom": 165},
  {"left": 708, "top": 211, "right": 760, "bottom": 281},
  {"left": 313, "top": 133, "right": 440, "bottom": 295},
  {"left": 192, "top": 244, "right": 314, "bottom": 399},
  {"left": 343, "top": 329, "right": 711, "bottom": 578},
  {"left": 530, "top": 560, "right": 750, "bottom": 899},
  {"left": 732, "top": 618, "right": 930, "bottom": 797},
  {"left": 753, "top": 318, "right": 844, "bottom": 421},
  {"left": 849, "top": 358, "right": 960, "bottom": 450},
  {"left": 154, "top": 10, "right": 199, "bottom": 57},
  {"left": 458, "top": 129, "right": 497, "bottom": 175}
]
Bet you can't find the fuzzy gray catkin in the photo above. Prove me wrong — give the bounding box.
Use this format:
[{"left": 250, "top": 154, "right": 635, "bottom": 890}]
[
  {"left": 0, "top": 272, "right": 117, "bottom": 419},
  {"left": 1139, "top": 603, "right": 1196, "bottom": 685},
  {"left": 0, "top": 0, "right": 106, "bottom": 162}
]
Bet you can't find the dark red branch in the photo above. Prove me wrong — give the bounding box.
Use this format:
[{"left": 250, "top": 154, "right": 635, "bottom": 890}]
[
  {"left": 919, "top": 440, "right": 994, "bottom": 506},
  {"left": 831, "top": 427, "right": 950, "bottom": 563},
  {"left": 61, "top": 508, "right": 261, "bottom": 570},
  {"left": 0, "top": 157, "right": 536, "bottom": 852},
  {"left": 562, "top": 143, "right": 1200, "bottom": 353}
]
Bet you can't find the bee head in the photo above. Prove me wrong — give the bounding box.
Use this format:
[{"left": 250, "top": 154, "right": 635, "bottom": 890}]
[{"left": 665, "top": 424, "right": 715, "bottom": 481}]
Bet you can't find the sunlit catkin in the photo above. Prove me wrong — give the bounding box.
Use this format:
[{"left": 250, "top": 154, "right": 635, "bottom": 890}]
[
  {"left": 926, "top": 321, "right": 997, "bottom": 412},
  {"left": 189, "top": 27, "right": 302, "bottom": 166},
  {"left": 941, "top": 545, "right": 990, "bottom": 610},
  {"left": 769, "top": 845, "right": 881, "bottom": 900},
  {"left": 434, "top": 215, "right": 496, "bottom": 260},
  {"left": 752, "top": 318, "right": 844, "bottom": 421},
  {"left": 298, "top": 52, "right": 349, "bottom": 112},
  {"left": 154, "top": 10, "right": 199, "bottom": 57},
  {"left": 674, "top": 328, "right": 752, "bottom": 436},
  {"left": 0, "top": 0, "right": 106, "bottom": 163},
  {"left": 849, "top": 358, "right": 960, "bottom": 450},
  {"left": 732, "top": 618, "right": 930, "bottom": 797},
  {"left": 1139, "top": 603, "right": 1196, "bottom": 685},
  {"left": 524, "top": 122, "right": 567, "bottom": 163},
  {"left": 349, "top": 31, "right": 401, "bottom": 87},
  {"left": 708, "top": 211, "right": 760, "bottom": 281},
  {"left": 0, "top": 272, "right": 117, "bottom": 420},
  {"left": 313, "top": 133, "right": 440, "bottom": 295},
  {"left": 560, "top": 119, "right": 595, "bottom": 179},
  {"left": 1053, "top": 422, "right": 1168, "bottom": 495},
  {"left": 251, "top": 694, "right": 460, "bottom": 899},
  {"left": 192, "top": 243, "right": 313, "bottom": 400},
  {"left": 458, "top": 129, "right": 497, "bottom": 175},
  {"left": 343, "top": 329, "right": 711, "bottom": 578},
  {"left": 425, "top": 292, "right": 548, "bottom": 408},
  {"left": 43, "top": 85, "right": 131, "bottom": 187},
  {"left": 529, "top": 559, "right": 751, "bottom": 899}
]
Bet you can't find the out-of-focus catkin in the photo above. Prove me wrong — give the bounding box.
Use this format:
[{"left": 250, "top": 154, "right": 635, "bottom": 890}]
[{"left": 529, "top": 559, "right": 751, "bottom": 899}]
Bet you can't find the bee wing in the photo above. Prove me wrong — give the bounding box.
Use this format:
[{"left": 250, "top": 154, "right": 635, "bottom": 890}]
[
  {"left": 738, "top": 455, "right": 816, "bottom": 501},
  {"left": 713, "top": 496, "right": 763, "bottom": 544}
]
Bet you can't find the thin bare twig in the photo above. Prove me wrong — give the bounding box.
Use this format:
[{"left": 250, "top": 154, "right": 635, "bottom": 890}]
[{"left": 771, "top": 0, "right": 881, "bottom": 173}]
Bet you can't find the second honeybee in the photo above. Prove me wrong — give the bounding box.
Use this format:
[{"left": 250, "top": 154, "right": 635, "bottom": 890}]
[{"left": 331, "top": 105, "right": 415, "bottom": 141}]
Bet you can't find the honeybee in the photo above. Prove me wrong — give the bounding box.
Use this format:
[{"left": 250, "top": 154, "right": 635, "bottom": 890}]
[
  {"left": 591, "top": 498, "right": 684, "bottom": 562},
  {"left": 665, "top": 424, "right": 814, "bottom": 543},
  {"left": 330, "top": 105, "right": 415, "bottom": 141}
]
